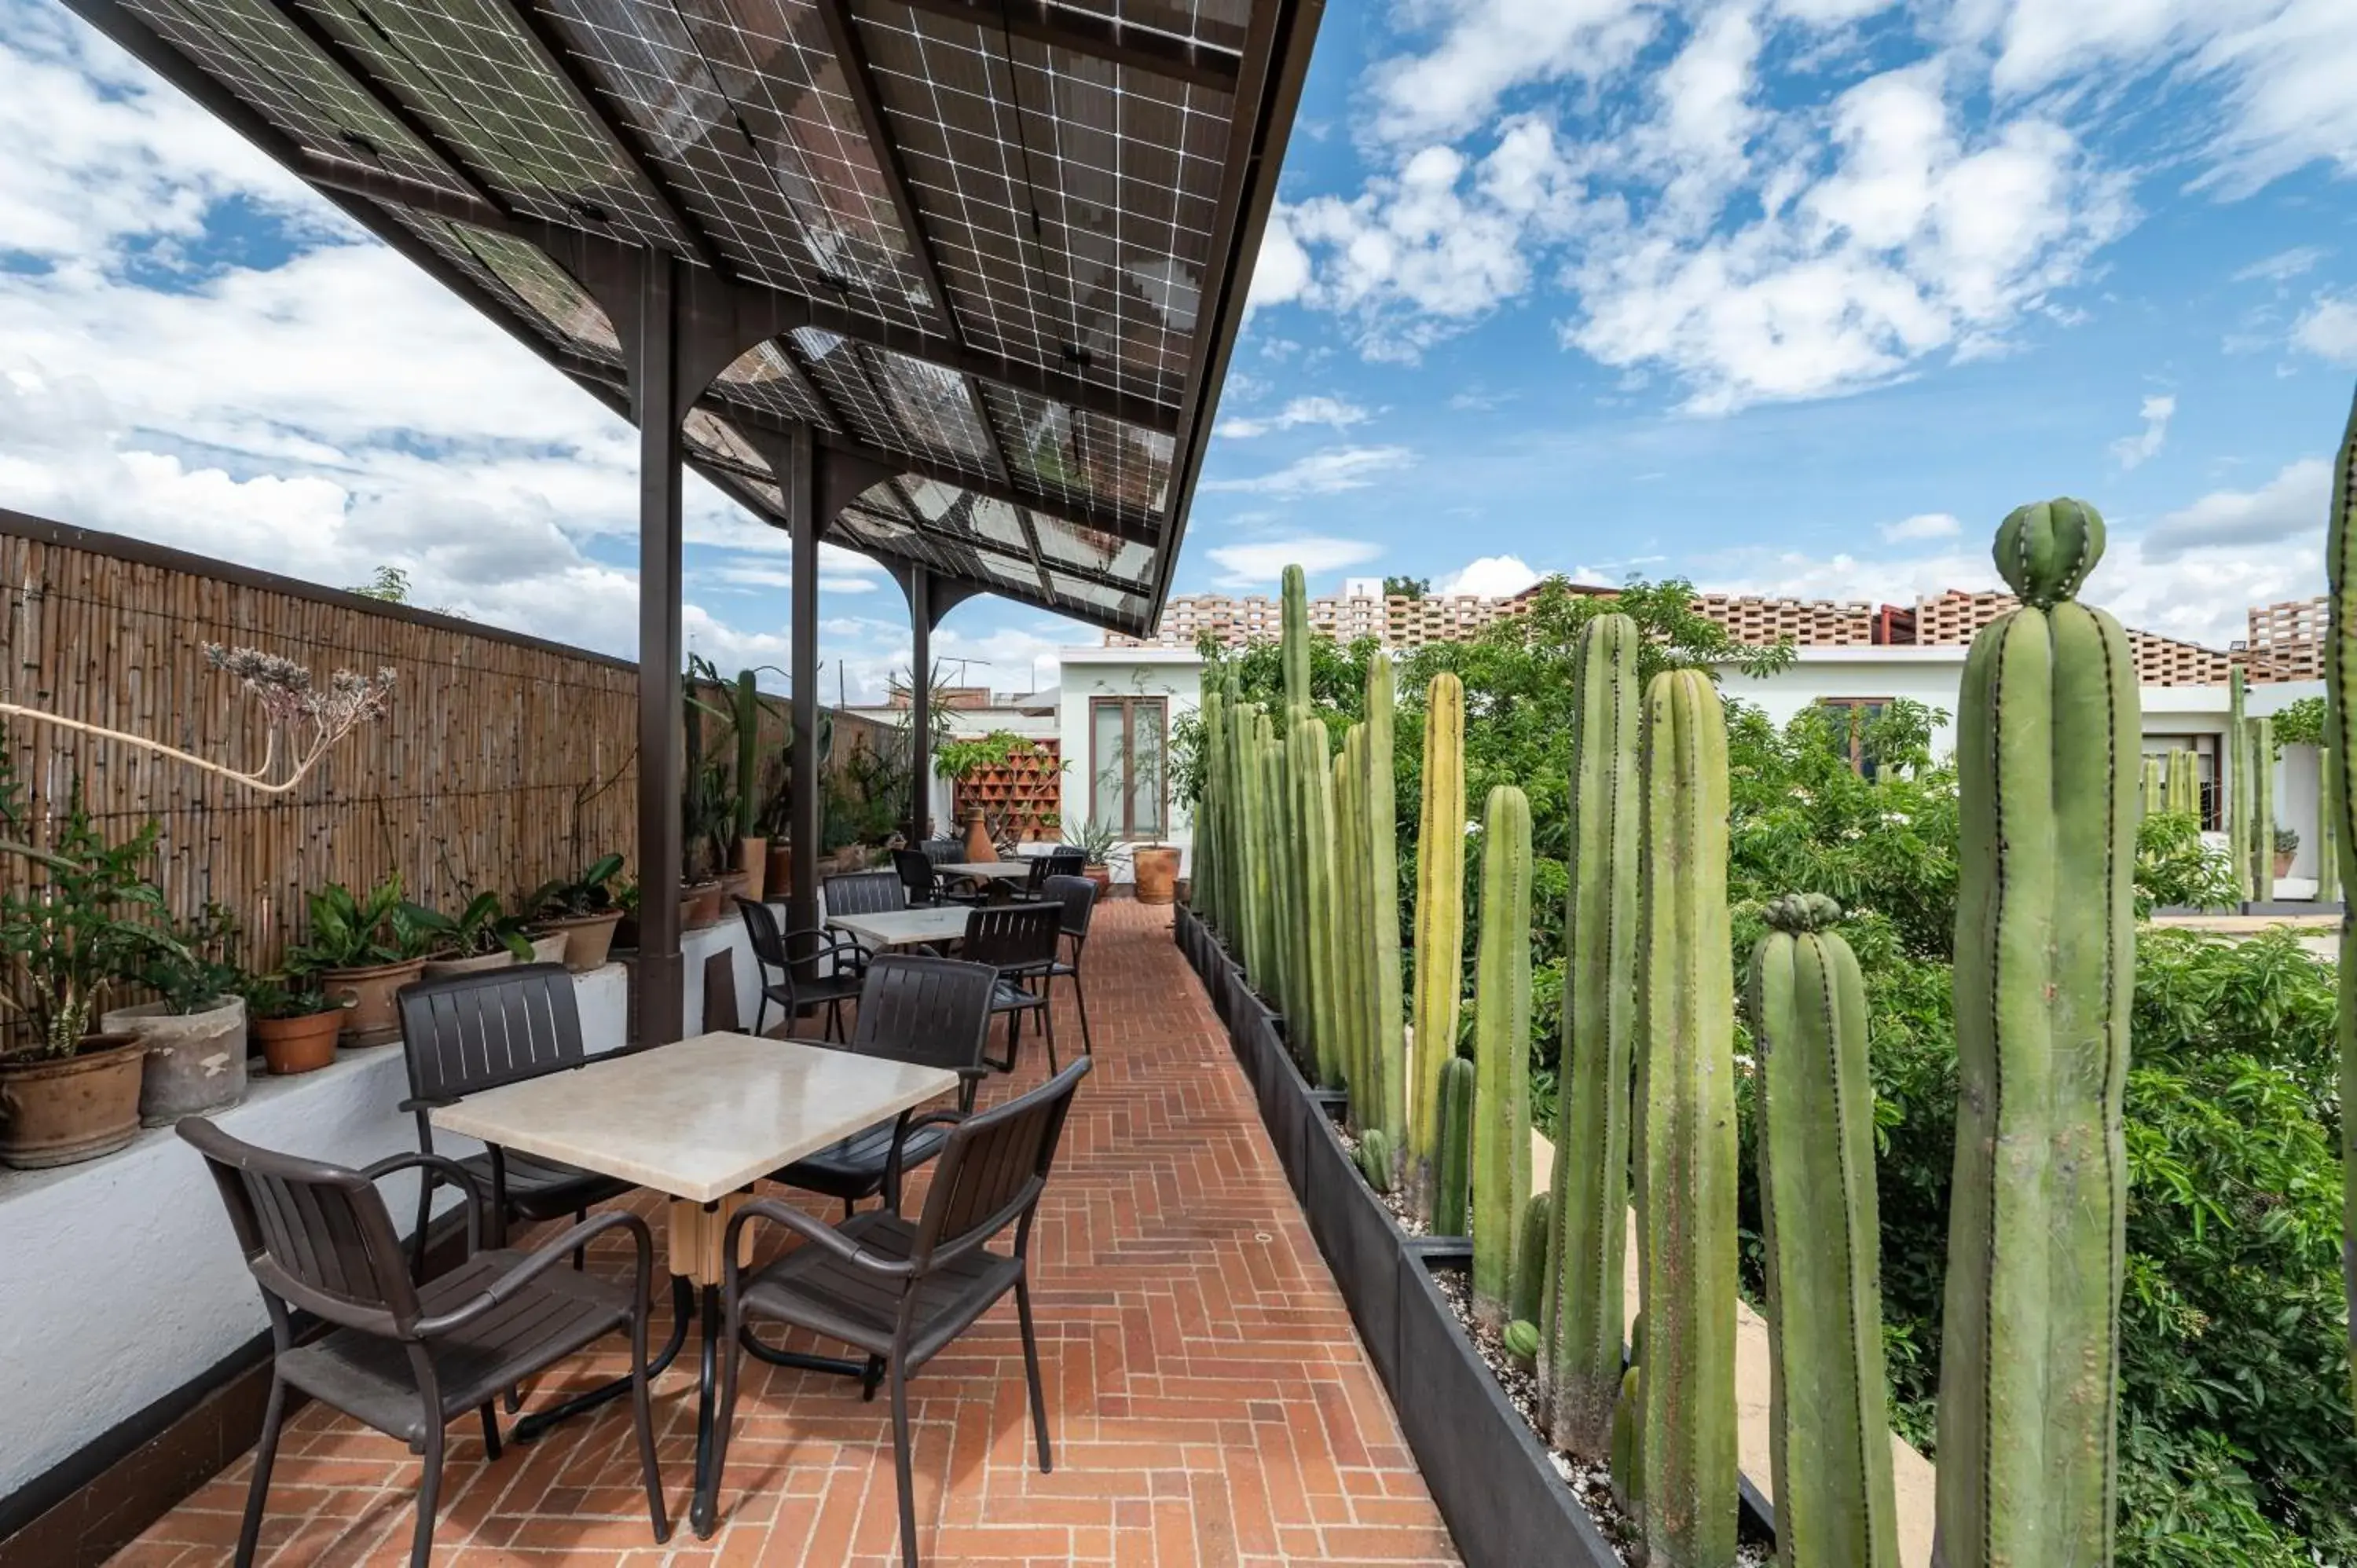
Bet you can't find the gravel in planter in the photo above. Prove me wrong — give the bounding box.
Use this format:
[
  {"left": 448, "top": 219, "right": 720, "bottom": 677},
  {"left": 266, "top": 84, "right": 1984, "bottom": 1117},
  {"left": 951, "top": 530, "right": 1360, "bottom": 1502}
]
[{"left": 1336, "top": 1122, "right": 1431, "bottom": 1238}]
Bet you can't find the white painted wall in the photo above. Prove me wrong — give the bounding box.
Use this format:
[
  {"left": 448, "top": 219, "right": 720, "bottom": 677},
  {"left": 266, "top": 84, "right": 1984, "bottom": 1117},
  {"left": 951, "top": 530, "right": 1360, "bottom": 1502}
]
[
  {"left": 1055, "top": 647, "right": 1203, "bottom": 881},
  {"left": 0, "top": 909, "right": 783, "bottom": 1500}
]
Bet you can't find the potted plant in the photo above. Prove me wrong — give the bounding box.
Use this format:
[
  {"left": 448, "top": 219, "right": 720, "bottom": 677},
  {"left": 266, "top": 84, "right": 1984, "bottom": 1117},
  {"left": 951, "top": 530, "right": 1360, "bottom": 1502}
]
[
  {"left": 754, "top": 711, "right": 833, "bottom": 899},
  {"left": 244, "top": 971, "right": 346, "bottom": 1076},
  {"left": 103, "top": 899, "right": 250, "bottom": 1126},
  {"left": 526, "top": 854, "right": 626, "bottom": 970},
  {"left": 288, "top": 875, "right": 436, "bottom": 1047},
  {"left": 1131, "top": 842, "right": 1181, "bottom": 905},
  {"left": 0, "top": 765, "right": 168, "bottom": 1168},
  {"left": 416, "top": 891, "right": 537, "bottom": 978},
  {"left": 937, "top": 731, "right": 1032, "bottom": 862},
  {"left": 682, "top": 760, "right": 733, "bottom": 928},
  {"left": 2275, "top": 825, "right": 2300, "bottom": 879},
  {"left": 1062, "top": 816, "right": 1124, "bottom": 896}
]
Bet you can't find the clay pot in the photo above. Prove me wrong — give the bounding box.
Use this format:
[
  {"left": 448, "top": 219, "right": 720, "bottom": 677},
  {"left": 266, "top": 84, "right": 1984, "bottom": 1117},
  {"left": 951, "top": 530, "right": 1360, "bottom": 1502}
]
[
  {"left": 0, "top": 1035, "right": 145, "bottom": 1168},
  {"left": 1083, "top": 865, "right": 1113, "bottom": 896},
  {"left": 765, "top": 843, "right": 793, "bottom": 897},
  {"left": 1174, "top": 877, "right": 1193, "bottom": 907},
  {"left": 739, "top": 837, "right": 768, "bottom": 903},
  {"left": 2275, "top": 850, "right": 2297, "bottom": 879},
  {"left": 684, "top": 881, "right": 726, "bottom": 930},
  {"left": 534, "top": 908, "right": 624, "bottom": 972},
  {"left": 963, "top": 808, "right": 993, "bottom": 863},
  {"left": 101, "top": 996, "right": 248, "bottom": 1126},
  {"left": 255, "top": 1009, "right": 343, "bottom": 1076},
  {"left": 420, "top": 949, "right": 517, "bottom": 980},
  {"left": 320, "top": 958, "right": 429, "bottom": 1048},
  {"left": 717, "top": 869, "right": 751, "bottom": 906},
  {"left": 1132, "top": 845, "right": 1180, "bottom": 906},
  {"left": 528, "top": 932, "right": 572, "bottom": 966}
]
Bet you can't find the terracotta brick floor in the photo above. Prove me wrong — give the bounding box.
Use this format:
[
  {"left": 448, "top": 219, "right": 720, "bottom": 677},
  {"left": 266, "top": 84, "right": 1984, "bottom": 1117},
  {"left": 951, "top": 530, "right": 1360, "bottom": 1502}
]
[{"left": 108, "top": 899, "right": 1457, "bottom": 1567}]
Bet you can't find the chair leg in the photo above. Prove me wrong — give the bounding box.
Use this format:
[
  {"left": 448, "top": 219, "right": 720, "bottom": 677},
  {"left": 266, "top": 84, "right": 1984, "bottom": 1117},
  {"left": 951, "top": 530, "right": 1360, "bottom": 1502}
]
[
  {"left": 235, "top": 1374, "right": 287, "bottom": 1566},
  {"left": 409, "top": 1418, "right": 445, "bottom": 1568},
  {"left": 1015, "top": 1275, "right": 1054, "bottom": 1474},
  {"left": 707, "top": 1300, "right": 745, "bottom": 1532},
  {"left": 752, "top": 992, "right": 768, "bottom": 1038},
  {"left": 862, "top": 1354, "right": 885, "bottom": 1403},
  {"left": 1072, "top": 969, "right": 1093, "bottom": 1057},
  {"left": 633, "top": 1296, "right": 671, "bottom": 1541},
  {"left": 479, "top": 1403, "right": 502, "bottom": 1461},
  {"left": 573, "top": 1207, "right": 588, "bottom": 1271},
  {"left": 1042, "top": 995, "right": 1059, "bottom": 1077},
  {"left": 888, "top": 1359, "right": 921, "bottom": 1568}
]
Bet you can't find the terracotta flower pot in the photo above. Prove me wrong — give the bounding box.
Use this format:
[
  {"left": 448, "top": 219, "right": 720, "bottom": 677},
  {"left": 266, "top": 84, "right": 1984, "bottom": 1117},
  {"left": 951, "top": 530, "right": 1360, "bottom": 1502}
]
[
  {"left": 739, "top": 837, "right": 768, "bottom": 903},
  {"left": 420, "top": 949, "right": 517, "bottom": 980},
  {"left": 963, "top": 808, "right": 993, "bottom": 863},
  {"left": 101, "top": 996, "right": 248, "bottom": 1126},
  {"left": 533, "top": 908, "right": 623, "bottom": 972},
  {"left": 717, "top": 869, "right": 751, "bottom": 906},
  {"left": 1083, "top": 864, "right": 1113, "bottom": 896},
  {"left": 2275, "top": 850, "right": 2296, "bottom": 878},
  {"left": 765, "top": 843, "right": 793, "bottom": 897},
  {"left": 319, "top": 957, "right": 428, "bottom": 1048},
  {"left": 684, "top": 881, "right": 727, "bottom": 930},
  {"left": 0, "top": 1035, "right": 145, "bottom": 1169},
  {"left": 255, "top": 1009, "right": 343, "bottom": 1077},
  {"left": 1132, "top": 844, "right": 1180, "bottom": 906},
  {"left": 528, "top": 932, "right": 572, "bottom": 966}
]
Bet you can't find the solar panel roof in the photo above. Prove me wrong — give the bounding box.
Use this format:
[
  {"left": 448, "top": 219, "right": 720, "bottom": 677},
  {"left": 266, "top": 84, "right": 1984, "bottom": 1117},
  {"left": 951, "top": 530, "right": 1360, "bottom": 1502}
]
[{"left": 71, "top": 0, "right": 1321, "bottom": 636}]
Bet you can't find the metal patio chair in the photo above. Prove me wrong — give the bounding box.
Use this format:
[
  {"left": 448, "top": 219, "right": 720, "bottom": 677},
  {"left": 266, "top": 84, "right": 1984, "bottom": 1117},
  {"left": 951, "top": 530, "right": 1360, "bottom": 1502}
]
[
  {"left": 960, "top": 902, "right": 1065, "bottom": 1075},
  {"left": 1024, "top": 846, "right": 1087, "bottom": 895},
  {"left": 736, "top": 896, "right": 869, "bottom": 1040},
  {"left": 823, "top": 869, "right": 907, "bottom": 930},
  {"left": 770, "top": 954, "right": 998, "bottom": 1215},
  {"left": 893, "top": 847, "right": 984, "bottom": 909},
  {"left": 1037, "top": 874, "right": 1101, "bottom": 1059},
  {"left": 397, "top": 965, "right": 631, "bottom": 1276},
  {"left": 178, "top": 1117, "right": 667, "bottom": 1567},
  {"left": 711, "top": 1057, "right": 1094, "bottom": 1567}
]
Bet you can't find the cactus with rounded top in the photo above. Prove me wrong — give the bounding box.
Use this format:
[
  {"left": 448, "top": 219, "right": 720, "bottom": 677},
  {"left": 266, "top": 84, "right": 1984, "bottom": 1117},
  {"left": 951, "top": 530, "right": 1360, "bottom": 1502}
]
[
  {"left": 1292, "top": 716, "right": 1340, "bottom": 1087},
  {"left": 2252, "top": 715, "right": 2276, "bottom": 902},
  {"left": 1259, "top": 712, "right": 1289, "bottom": 1013},
  {"left": 1514, "top": 1191, "right": 1552, "bottom": 1327},
  {"left": 2325, "top": 386, "right": 2357, "bottom": 1419},
  {"left": 2165, "top": 747, "right": 2198, "bottom": 818},
  {"left": 1504, "top": 1318, "right": 1541, "bottom": 1370},
  {"left": 1613, "top": 1349, "right": 1645, "bottom": 1518},
  {"left": 1634, "top": 667, "right": 1737, "bottom": 1568},
  {"left": 1200, "top": 682, "right": 1226, "bottom": 935},
  {"left": 1412, "top": 673, "right": 1468, "bottom": 1222},
  {"left": 1542, "top": 612, "right": 1644, "bottom": 1456},
  {"left": 1282, "top": 563, "right": 1310, "bottom": 719},
  {"left": 1365, "top": 653, "right": 1407, "bottom": 1178},
  {"left": 1747, "top": 892, "right": 1898, "bottom": 1568},
  {"left": 1472, "top": 784, "right": 1533, "bottom": 1337},
  {"left": 2139, "top": 755, "right": 2162, "bottom": 817},
  {"left": 1934, "top": 499, "right": 2134, "bottom": 1568},
  {"left": 2230, "top": 667, "right": 2253, "bottom": 900},
  {"left": 2319, "top": 741, "right": 2341, "bottom": 907},
  {"left": 1358, "top": 1127, "right": 1395, "bottom": 1192},
  {"left": 1434, "top": 1053, "right": 1475, "bottom": 1236},
  {"left": 1335, "top": 726, "right": 1370, "bottom": 1110}
]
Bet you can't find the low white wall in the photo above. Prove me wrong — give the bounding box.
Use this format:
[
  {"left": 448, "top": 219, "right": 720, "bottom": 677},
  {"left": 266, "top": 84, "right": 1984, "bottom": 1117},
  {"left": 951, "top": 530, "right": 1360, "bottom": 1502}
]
[{"left": 0, "top": 907, "right": 778, "bottom": 1500}]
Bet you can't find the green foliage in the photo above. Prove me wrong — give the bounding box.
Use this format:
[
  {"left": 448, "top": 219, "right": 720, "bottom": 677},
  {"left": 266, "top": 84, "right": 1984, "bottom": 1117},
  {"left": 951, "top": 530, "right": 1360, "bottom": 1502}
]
[
  {"left": 1061, "top": 814, "right": 1122, "bottom": 866},
  {"left": 344, "top": 564, "right": 410, "bottom": 603},
  {"left": 933, "top": 729, "right": 1034, "bottom": 782},
  {"left": 528, "top": 853, "right": 625, "bottom": 918},
  {"left": 289, "top": 874, "right": 438, "bottom": 969},
  {"left": 130, "top": 902, "right": 244, "bottom": 1015},
  {"left": 240, "top": 971, "right": 338, "bottom": 1021},
  {"left": 2137, "top": 811, "right": 2241, "bottom": 915},
  {"left": 409, "top": 891, "right": 534, "bottom": 961},
  {"left": 2269, "top": 696, "right": 2324, "bottom": 751}
]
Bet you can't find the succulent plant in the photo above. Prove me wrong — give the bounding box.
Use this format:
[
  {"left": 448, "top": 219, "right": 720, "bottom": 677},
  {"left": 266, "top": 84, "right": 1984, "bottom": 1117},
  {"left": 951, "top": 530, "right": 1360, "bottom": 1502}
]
[
  {"left": 1504, "top": 1318, "right": 1541, "bottom": 1370},
  {"left": 1292, "top": 716, "right": 1341, "bottom": 1088},
  {"left": 2230, "top": 666, "right": 2253, "bottom": 901},
  {"left": 1358, "top": 1127, "right": 1394, "bottom": 1192},
  {"left": 1364, "top": 652, "right": 1407, "bottom": 1180},
  {"left": 2139, "top": 755, "right": 2162, "bottom": 817},
  {"left": 1634, "top": 668, "right": 1738, "bottom": 1568},
  {"left": 1934, "top": 499, "right": 2135, "bottom": 1568},
  {"left": 1542, "top": 611, "right": 1643, "bottom": 1457},
  {"left": 1514, "top": 1190, "right": 1552, "bottom": 1328},
  {"left": 2326, "top": 388, "right": 2357, "bottom": 1419},
  {"left": 2252, "top": 714, "right": 2276, "bottom": 901},
  {"left": 1472, "top": 783, "right": 1533, "bottom": 1337},
  {"left": 1281, "top": 563, "right": 1310, "bottom": 720},
  {"left": 1411, "top": 672, "right": 1468, "bottom": 1224},
  {"left": 1434, "top": 1053, "right": 1475, "bottom": 1237},
  {"left": 1747, "top": 893, "right": 1898, "bottom": 1568},
  {"left": 2165, "top": 746, "right": 2198, "bottom": 818},
  {"left": 2319, "top": 740, "right": 2341, "bottom": 907}
]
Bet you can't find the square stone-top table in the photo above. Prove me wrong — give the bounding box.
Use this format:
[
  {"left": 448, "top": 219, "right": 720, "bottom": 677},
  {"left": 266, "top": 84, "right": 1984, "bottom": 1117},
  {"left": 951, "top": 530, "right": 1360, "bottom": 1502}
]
[
  {"left": 938, "top": 860, "right": 1033, "bottom": 883},
  {"left": 829, "top": 903, "right": 980, "bottom": 951}
]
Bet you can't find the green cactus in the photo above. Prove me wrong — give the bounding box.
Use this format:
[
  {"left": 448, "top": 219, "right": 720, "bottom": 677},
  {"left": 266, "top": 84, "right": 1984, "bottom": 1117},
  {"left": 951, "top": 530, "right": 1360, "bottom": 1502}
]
[
  {"left": 1504, "top": 1318, "right": 1541, "bottom": 1369},
  {"left": 1472, "top": 784, "right": 1533, "bottom": 1337},
  {"left": 1292, "top": 716, "right": 1341, "bottom": 1088},
  {"left": 1228, "top": 701, "right": 1260, "bottom": 974},
  {"left": 1543, "top": 611, "right": 1643, "bottom": 1457},
  {"left": 1258, "top": 712, "right": 1288, "bottom": 1013},
  {"left": 2139, "top": 755, "right": 2162, "bottom": 817},
  {"left": 2253, "top": 715, "right": 2276, "bottom": 902},
  {"left": 1412, "top": 672, "right": 1468, "bottom": 1224},
  {"left": 1934, "top": 499, "right": 2134, "bottom": 1568},
  {"left": 2326, "top": 387, "right": 2357, "bottom": 1422},
  {"left": 1335, "top": 726, "right": 1369, "bottom": 1111},
  {"left": 1365, "top": 653, "right": 1407, "bottom": 1179},
  {"left": 1514, "top": 1191, "right": 1553, "bottom": 1327},
  {"left": 1635, "top": 667, "right": 1737, "bottom": 1568},
  {"left": 2231, "top": 666, "right": 2253, "bottom": 900},
  {"left": 1613, "top": 1357, "right": 1645, "bottom": 1518},
  {"left": 1282, "top": 563, "right": 1310, "bottom": 719},
  {"left": 2165, "top": 747, "right": 2198, "bottom": 818},
  {"left": 1271, "top": 715, "right": 1299, "bottom": 1030},
  {"left": 1435, "top": 1053, "right": 1475, "bottom": 1237},
  {"left": 1747, "top": 893, "right": 1899, "bottom": 1568},
  {"left": 2319, "top": 740, "right": 2340, "bottom": 907},
  {"left": 1200, "top": 683, "right": 1226, "bottom": 936},
  {"left": 1358, "top": 1127, "right": 1395, "bottom": 1193}
]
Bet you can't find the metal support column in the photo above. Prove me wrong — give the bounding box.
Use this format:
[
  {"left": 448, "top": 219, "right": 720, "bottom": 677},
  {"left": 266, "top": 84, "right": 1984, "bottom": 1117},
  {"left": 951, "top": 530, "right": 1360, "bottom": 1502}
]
[
  {"left": 907, "top": 566, "right": 932, "bottom": 843},
  {"left": 786, "top": 423, "right": 823, "bottom": 943},
  {"left": 634, "top": 253, "right": 686, "bottom": 1044}
]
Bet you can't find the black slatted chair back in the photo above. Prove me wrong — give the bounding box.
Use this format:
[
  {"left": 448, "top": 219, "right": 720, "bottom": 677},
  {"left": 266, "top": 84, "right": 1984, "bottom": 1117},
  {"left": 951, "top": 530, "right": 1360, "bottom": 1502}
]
[
  {"left": 891, "top": 848, "right": 943, "bottom": 907},
  {"left": 911, "top": 1057, "right": 1091, "bottom": 1269},
  {"left": 179, "top": 1116, "right": 420, "bottom": 1335},
  {"left": 824, "top": 870, "right": 906, "bottom": 921},
  {"left": 1025, "top": 848, "right": 1087, "bottom": 893},
  {"left": 849, "top": 954, "right": 998, "bottom": 1075},
  {"left": 735, "top": 896, "right": 794, "bottom": 974},
  {"left": 398, "top": 963, "right": 586, "bottom": 1104},
  {"left": 960, "top": 901, "right": 1062, "bottom": 973},
  {"left": 921, "top": 838, "right": 963, "bottom": 865},
  {"left": 1040, "top": 874, "right": 1098, "bottom": 941}
]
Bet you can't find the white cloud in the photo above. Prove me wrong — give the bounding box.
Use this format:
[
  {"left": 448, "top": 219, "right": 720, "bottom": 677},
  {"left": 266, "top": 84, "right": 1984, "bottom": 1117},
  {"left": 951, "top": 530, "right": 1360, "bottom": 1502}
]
[
  {"left": 2109, "top": 393, "right": 2176, "bottom": 468},
  {"left": 1435, "top": 554, "right": 1542, "bottom": 596},
  {"left": 1215, "top": 394, "right": 1373, "bottom": 439},
  {"left": 2139, "top": 456, "right": 2330, "bottom": 561},
  {"left": 1201, "top": 445, "right": 1416, "bottom": 496},
  {"left": 1365, "top": 0, "right": 1662, "bottom": 146},
  {"left": 2234, "top": 244, "right": 2326, "bottom": 282},
  {"left": 2294, "top": 295, "right": 2357, "bottom": 365},
  {"left": 1882, "top": 511, "right": 1962, "bottom": 541},
  {"left": 1204, "top": 537, "right": 1384, "bottom": 588}
]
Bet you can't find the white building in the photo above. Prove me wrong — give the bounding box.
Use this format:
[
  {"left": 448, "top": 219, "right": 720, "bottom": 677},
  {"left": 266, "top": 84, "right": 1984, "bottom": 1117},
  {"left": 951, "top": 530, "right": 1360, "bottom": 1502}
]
[{"left": 1053, "top": 646, "right": 1204, "bottom": 882}]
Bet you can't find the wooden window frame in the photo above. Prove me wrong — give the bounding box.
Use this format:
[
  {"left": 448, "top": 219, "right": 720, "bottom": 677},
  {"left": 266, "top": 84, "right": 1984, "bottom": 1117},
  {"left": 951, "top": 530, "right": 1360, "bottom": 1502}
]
[
  {"left": 1817, "top": 697, "right": 1894, "bottom": 776},
  {"left": 1089, "top": 695, "right": 1168, "bottom": 839}
]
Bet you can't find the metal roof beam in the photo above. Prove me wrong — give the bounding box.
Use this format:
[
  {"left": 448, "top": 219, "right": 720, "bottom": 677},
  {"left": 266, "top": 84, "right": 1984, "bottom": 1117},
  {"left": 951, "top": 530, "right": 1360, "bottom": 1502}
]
[
  {"left": 844, "top": 497, "right": 1147, "bottom": 602},
  {"left": 893, "top": 0, "right": 1243, "bottom": 91}
]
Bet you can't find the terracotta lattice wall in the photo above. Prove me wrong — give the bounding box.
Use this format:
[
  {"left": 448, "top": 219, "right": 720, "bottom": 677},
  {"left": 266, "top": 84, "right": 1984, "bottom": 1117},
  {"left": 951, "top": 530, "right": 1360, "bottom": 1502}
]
[{"left": 951, "top": 741, "right": 1063, "bottom": 840}]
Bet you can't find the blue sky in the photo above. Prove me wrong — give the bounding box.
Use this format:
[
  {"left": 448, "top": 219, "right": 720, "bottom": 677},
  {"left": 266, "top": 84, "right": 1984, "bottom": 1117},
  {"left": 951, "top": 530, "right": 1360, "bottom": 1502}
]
[{"left": 2, "top": 0, "right": 2354, "bottom": 697}]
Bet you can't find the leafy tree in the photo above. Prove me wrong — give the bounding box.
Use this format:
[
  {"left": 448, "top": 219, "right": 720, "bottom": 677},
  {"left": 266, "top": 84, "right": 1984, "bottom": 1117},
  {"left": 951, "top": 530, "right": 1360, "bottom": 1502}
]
[
  {"left": 1384, "top": 574, "right": 1431, "bottom": 599},
  {"left": 345, "top": 565, "right": 411, "bottom": 603}
]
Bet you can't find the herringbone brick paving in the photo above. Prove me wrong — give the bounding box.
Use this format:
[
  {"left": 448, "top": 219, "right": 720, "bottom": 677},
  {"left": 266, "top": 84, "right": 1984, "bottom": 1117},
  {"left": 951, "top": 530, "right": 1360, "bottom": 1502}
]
[{"left": 108, "top": 899, "right": 1458, "bottom": 1566}]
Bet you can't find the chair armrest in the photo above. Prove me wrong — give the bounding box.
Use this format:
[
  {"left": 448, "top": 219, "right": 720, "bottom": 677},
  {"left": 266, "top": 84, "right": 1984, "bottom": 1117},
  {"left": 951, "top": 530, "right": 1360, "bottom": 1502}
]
[
  {"left": 882, "top": 1107, "right": 968, "bottom": 1198},
  {"left": 361, "top": 1151, "right": 487, "bottom": 1255},
  {"left": 410, "top": 1211, "right": 651, "bottom": 1339},
  {"left": 722, "top": 1197, "right": 914, "bottom": 1295},
  {"left": 397, "top": 1094, "right": 456, "bottom": 1114}
]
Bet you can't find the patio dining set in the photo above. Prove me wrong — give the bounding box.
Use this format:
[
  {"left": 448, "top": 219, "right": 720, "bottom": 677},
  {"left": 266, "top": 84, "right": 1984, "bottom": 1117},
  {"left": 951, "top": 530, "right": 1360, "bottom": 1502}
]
[{"left": 173, "top": 853, "right": 1106, "bottom": 1568}]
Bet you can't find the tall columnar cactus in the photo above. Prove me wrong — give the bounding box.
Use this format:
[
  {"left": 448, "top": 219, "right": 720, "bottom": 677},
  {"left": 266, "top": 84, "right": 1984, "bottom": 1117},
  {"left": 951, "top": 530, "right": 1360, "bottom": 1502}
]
[
  {"left": 2319, "top": 740, "right": 2341, "bottom": 907},
  {"left": 2165, "top": 747, "right": 2198, "bottom": 818},
  {"left": 2326, "top": 385, "right": 2357, "bottom": 1418},
  {"left": 2230, "top": 666, "right": 2253, "bottom": 900},
  {"left": 1365, "top": 653, "right": 1407, "bottom": 1179},
  {"left": 1935, "top": 499, "right": 2134, "bottom": 1568},
  {"left": 1411, "top": 673, "right": 1468, "bottom": 1222},
  {"left": 1746, "top": 893, "right": 1899, "bottom": 1568},
  {"left": 1259, "top": 713, "right": 1289, "bottom": 1013},
  {"left": 1292, "top": 716, "right": 1341, "bottom": 1087},
  {"left": 2139, "top": 755, "right": 2162, "bottom": 817},
  {"left": 2253, "top": 715, "right": 2277, "bottom": 902},
  {"left": 1281, "top": 563, "right": 1311, "bottom": 720},
  {"left": 1335, "top": 726, "right": 1370, "bottom": 1113},
  {"left": 1472, "top": 784, "right": 1533, "bottom": 1337},
  {"left": 1200, "top": 682, "right": 1226, "bottom": 935},
  {"left": 1542, "top": 612, "right": 1643, "bottom": 1456},
  {"left": 1236, "top": 704, "right": 1270, "bottom": 987},
  {"left": 1634, "top": 667, "right": 1737, "bottom": 1568},
  {"left": 1435, "top": 1053, "right": 1475, "bottom": 1236},
  {"left": 1513, "top": 1191, "right": 1553, "bottom": 1328}
]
